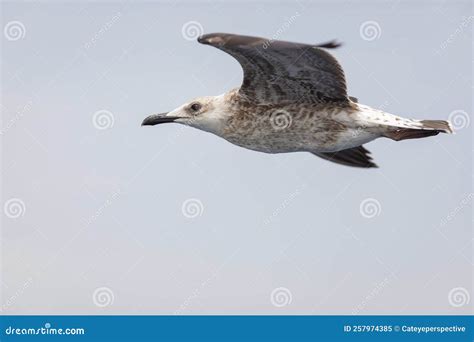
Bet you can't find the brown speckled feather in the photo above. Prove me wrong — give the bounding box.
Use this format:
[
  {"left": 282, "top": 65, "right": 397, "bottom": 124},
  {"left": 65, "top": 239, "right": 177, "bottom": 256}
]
[
  {"left": 198, "top": 33, "right": 348, "bottom": 105},
  {"left": 141, "top": 33, "right": 454, "bottom": 170}
]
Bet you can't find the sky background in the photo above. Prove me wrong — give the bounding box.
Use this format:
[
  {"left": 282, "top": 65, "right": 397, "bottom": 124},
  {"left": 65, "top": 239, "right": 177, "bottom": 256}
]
[{"left": 1, "top": 0, "right": 472, "bottom": 315}]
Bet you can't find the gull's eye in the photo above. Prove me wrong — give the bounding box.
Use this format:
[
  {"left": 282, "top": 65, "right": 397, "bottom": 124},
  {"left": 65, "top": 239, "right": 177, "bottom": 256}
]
[{"left": 190, "top": 102, "right": 202, "bottom": 112}]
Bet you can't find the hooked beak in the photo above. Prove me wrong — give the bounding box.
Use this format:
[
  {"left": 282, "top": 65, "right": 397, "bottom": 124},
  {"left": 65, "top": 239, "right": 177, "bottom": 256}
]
[{"left": 141, "top": 113, "right": 180, "bottom": 126}]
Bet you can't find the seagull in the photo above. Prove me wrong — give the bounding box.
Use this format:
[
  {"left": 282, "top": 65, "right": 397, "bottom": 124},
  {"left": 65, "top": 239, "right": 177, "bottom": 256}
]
[{"left": 142, "top": 33, "right": 453, "bottom": 168}]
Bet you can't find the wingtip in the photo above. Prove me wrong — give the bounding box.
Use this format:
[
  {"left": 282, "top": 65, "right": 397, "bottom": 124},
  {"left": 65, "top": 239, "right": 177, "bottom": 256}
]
[
  {"left": 197, "top": 33, "right": 228, "bottom": 46},
  {"left": 197, "top": 33, "right": 210, "bottom": 44},
  {"left": 316, "top": 40, "right": 343, "bottom": 49}
]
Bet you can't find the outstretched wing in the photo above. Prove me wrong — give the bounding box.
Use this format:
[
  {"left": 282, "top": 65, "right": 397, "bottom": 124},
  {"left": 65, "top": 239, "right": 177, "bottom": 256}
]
[
  {"left": 313, "top": 146, "right": 378, "bottom": 168},
  {"left": 198, "top": 33, "right": 348, "bottom": 105}
]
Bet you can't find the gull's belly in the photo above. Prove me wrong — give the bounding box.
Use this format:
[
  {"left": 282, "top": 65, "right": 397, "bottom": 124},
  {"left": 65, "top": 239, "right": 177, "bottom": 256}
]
[
  {"left": 225, "top": 130, "right": 333, "bottom": 153},
  {"left": 223, "top": 109, "right": 379, "bottom": 153}
]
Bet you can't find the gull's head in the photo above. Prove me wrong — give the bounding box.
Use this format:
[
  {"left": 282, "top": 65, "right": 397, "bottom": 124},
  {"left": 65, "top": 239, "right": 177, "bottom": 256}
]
[{"left": 142, "top": 95, "right": 228, "bottom": 135}]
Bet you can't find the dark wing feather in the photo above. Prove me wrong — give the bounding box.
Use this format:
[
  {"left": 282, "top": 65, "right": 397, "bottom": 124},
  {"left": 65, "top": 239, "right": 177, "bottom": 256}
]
[
  {"left": 198, "top": 33, "right": 348, "bottom": 104},
  {"left": 313, "top": 146, "right": 378, "bottom": 168}
]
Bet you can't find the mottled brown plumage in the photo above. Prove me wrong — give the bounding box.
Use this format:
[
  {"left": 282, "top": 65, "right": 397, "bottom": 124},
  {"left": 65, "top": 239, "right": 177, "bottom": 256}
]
[
  {"left": 198, "top": 33, "right": 348, "bottom": 105},
  {"left": 142, "top": 33, "right": 453, "bottom": 168}
]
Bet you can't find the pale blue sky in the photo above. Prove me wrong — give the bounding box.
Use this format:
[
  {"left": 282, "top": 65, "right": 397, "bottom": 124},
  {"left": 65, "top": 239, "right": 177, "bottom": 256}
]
[{"left": 1, "top": 0, "right": 472, "bottom": 314}]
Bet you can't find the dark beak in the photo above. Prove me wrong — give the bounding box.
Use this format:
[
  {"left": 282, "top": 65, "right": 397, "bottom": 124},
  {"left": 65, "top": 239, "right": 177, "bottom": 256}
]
[{"left": 141, "top": 113, "right": 179, "bottom": 126}]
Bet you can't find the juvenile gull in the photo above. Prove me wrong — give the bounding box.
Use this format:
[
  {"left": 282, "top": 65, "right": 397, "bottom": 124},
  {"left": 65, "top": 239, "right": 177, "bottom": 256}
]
[{"left": 142, "top": 33, "right": 453, "bottom": 168}]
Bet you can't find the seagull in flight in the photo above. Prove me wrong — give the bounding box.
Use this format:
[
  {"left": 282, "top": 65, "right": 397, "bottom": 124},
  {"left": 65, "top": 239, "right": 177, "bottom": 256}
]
[{"left": 142, "top": 33, "right": 452, "bottom": 168}]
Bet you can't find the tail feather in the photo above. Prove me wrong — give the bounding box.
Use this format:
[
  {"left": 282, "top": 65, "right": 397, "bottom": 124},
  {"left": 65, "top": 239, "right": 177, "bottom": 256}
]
[
  {"left": 384, "top": 119, "right": 453, "bottom": 141},
  {"left": 420, "top": 120, "right": 453, "bottom": 133}
]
